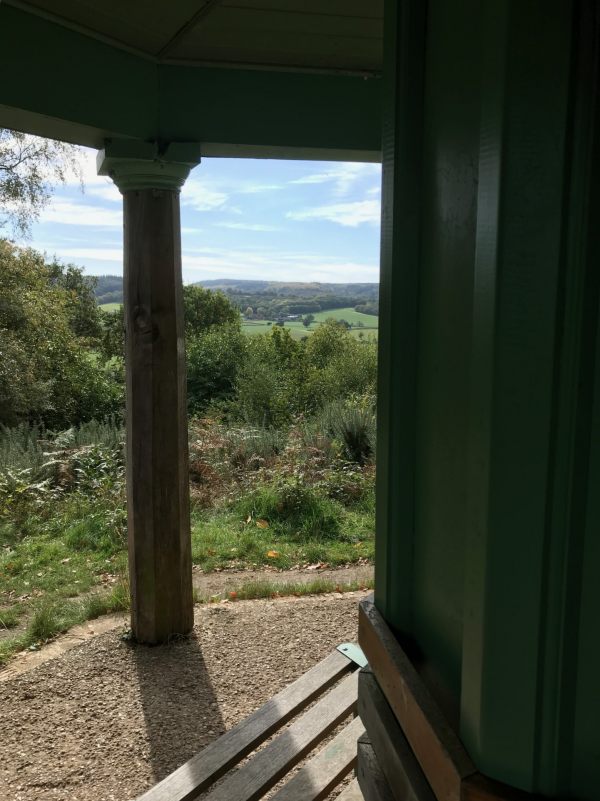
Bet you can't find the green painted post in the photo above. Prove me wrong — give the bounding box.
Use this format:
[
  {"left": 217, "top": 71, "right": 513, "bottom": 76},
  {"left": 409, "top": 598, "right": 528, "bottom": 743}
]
[
  {"left": 460, "top": 0, "right": 599, "bottom": 793},
  {"left": 374, "top": 0, "right": 426, "bottom": 634}
]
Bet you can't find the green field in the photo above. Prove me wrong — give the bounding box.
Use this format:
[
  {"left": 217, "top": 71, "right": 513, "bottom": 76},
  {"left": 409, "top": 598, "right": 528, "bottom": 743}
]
[
  {"left": 310, "top": 307, "right": 378, "bottom": 327},
  {"left": 99, "top": 303, "right": 378, "bottom": 339},
  {"left": 242, "top": 307, "right": 378, "bottom": 339}
]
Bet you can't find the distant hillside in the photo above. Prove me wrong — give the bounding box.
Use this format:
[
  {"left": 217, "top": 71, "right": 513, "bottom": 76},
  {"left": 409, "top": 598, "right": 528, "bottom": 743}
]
[
  {"left": 94, "top": 277, "right": 379, "bottom": 317},
  {"left": 94, "top": 275, "right": 123, "bottom": 305},
  {"left": 195, "top": 279, "right": 379, "bottom": 319},
  {"left": 197, "top": 279, "right": 378, "bottom": 299}
]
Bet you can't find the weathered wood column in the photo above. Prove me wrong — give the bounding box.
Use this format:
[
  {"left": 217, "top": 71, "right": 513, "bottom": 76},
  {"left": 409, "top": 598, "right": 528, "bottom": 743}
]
[{"left": 98, "top": 141, "right": 201, "bottom": 644}]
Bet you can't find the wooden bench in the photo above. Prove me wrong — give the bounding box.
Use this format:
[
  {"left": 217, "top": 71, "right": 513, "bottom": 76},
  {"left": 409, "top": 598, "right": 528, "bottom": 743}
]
[{"left": 136, "top": 644, "right": 367, "bottom": 801}]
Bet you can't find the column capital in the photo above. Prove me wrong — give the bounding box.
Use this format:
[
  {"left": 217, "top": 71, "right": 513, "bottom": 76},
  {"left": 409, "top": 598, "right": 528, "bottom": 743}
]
[{"left": 97, "top": 139, "right": 201, "bottom": 192}]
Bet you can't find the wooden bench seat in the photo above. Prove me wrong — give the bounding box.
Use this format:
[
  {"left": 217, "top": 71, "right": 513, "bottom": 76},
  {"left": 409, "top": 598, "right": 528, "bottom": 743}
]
[{"left": 136, "top": 645, "right": 366, "bottom": 801}]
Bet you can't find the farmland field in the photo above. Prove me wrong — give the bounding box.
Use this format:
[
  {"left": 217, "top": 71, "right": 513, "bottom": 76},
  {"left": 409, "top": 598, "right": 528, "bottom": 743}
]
[
  {"left": 242, "top": 307, "right": 378, "bottom": 339},
  {"left": 99, "top": 303, "right": 378, "bottom": 338}
]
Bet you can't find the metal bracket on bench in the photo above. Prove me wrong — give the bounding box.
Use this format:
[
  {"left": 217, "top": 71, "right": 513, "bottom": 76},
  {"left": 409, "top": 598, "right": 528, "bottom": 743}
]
[{"left": 337, "top": 643, "right": 368, "bottom": 668}]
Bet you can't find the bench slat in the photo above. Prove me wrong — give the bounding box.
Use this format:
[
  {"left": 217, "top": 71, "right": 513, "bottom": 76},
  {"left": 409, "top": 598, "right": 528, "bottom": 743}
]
[
  {"left": 203, "top": 670, "right": 360, "bottom": 801},
  {"left": 270, "top": 715, "right": 365, "bottom": 801},
  {"left": 337, "top": 778, "right": 366, "bottom": 801},
  {"left": 136, "top": 649, "right": 353, "bottom": 801}
]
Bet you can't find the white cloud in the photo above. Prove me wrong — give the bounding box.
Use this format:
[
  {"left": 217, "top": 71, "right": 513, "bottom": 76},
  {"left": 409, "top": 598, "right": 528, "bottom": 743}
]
[
  {"left": 39, "top": 200, "right": 122, "bottom": 227},
  {"left": 215, "top": 222, "right": 281, "bottom": 232},
  {"left": 86, "top": 184, "right": 122, "bottom": 203},
  {"left": 180, "top": 245, "right": 378, "bottom": 283},
  {"left": 287, "top": 200, "right": 380, "bottom": 227},
  {"left": 236, "top": 183, "right": 282, "bottom": 194},
  {"left": 41, "top": 246, "right": 123, "bottom": 263},
  {"left": 182, "top": 179, "right": 229, "bottom": 211},
  {"left": 290, "top": 163, "right": 380, "bottom": 196}
]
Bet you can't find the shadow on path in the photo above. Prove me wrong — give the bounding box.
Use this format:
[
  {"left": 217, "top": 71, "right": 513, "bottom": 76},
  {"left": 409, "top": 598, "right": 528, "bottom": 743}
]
[{"left": 131, "top": 632, "right": 225, "bottom": 782}]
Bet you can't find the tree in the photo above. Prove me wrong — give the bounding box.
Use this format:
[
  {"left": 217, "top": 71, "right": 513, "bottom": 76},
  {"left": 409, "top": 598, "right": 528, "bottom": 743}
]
[
  {"left": 0, "top": 240, "right": 121, "bottom": 427},
  {"left": 47, "top": 261, "right": 102, "bottom": 341},
  {"left": 183, "top": 285, "right": 240, "bottom": 335},
  {"left": 303, "top": 313, "right": 315, "bottom": 328},
  {"left": 0, "top": 129, "right": 82, "bottom": 237}
]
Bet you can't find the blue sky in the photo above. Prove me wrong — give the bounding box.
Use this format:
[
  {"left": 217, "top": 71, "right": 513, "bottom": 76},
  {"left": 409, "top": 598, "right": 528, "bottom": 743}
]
[{"left": 30, "top": 149, "right": 382, "bottom": 284}]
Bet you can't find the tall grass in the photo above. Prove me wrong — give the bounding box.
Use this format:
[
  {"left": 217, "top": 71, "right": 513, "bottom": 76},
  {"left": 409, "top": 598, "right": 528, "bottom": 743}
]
[{"left": 0, "top": 416, "right": 123, "bottom": 473}]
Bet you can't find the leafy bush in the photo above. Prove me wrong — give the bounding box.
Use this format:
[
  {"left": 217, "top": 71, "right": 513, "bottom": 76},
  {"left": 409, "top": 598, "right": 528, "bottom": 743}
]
[
  {"left": 235, "top": 476, "right": 342, "bottom": 540},
  {"left": 187, "top": 323, "right": 245, "bottom": 414},
  {"left": 0, "top": 240, "right": 123, "bottom": 428}
]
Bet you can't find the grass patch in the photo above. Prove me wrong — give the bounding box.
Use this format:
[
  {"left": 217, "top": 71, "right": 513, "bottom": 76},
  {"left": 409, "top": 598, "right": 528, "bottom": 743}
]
[
  {"left": 191, "top": 503, "right": 373, "bottom": 572},
  {"left": 0, "top": 582, "right": 130, "bottom": 666},
  {"left": 205, "top": 576, "right": 374, "bottom": 602}
]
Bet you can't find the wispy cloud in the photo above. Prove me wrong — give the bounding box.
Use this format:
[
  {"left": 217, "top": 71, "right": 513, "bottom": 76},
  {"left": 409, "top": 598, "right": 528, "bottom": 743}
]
[
  {"left": 86, "top": 184, "right": 122, "bottom": 203},
  {"left": 287, "top": 200, "right": 380, "bottom": 227},
  {"left": 290, "top": 163, "right": 380, "bottom": 197},
  {"left": 215, "top": 222, "right": 282, "bottom": 232},
  {"left": 182, "top": 179, "right": 229, "bottom": 212},
  {"left": 39, "top": 200, "right": 122, "bottom": 227},
  {"left": 181, "top": 245, "right": 378, "bottom": 283}
]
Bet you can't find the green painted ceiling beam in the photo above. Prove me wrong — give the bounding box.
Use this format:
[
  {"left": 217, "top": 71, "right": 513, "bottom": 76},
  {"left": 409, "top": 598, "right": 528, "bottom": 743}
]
[{"left": 0, "top": 4, "right": 382, "bottom": 158}]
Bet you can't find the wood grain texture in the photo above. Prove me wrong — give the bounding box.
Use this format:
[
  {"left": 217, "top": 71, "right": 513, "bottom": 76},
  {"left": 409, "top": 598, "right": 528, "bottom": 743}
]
[
  {"left": 357, "top": 737, "right": 396, "bottom": 801},
  {"left": 358, "top": 599, "right": 475, "bottom": 801},
  {"left": 270, "top": 715, "right": 365, "bottom": 801},
  {"left": 136, "top": 649, "right": 354, "bottom": 801},
  {"left": 203, "top": 670, "right": 359, "bottom": 801},
  {"left": 123, "top": 188, "right": 193, "bottom": 644},
  {"left": 337, "top": 778, "right": 366, "bottom": 801},
  {"left": 358, "top": 668, "right": 436, "bottom": 801}
]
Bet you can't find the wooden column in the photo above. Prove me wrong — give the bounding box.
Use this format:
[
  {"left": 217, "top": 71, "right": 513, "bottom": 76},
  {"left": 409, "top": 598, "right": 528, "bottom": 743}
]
[{"left": 98, "top": 141, "right": 201, "bottom": 643}]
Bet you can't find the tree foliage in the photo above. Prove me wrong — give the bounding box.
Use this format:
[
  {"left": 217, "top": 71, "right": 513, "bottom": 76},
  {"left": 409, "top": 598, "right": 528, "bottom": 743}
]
[
  {"left": 0, "top": 129, "right": 82, "bottom": 237},
  {"left": 183, "top": 284, "right": 240, "bottom": 335},
  {"left": 0, "top": 240, "right": 121, "bottom": 427}
]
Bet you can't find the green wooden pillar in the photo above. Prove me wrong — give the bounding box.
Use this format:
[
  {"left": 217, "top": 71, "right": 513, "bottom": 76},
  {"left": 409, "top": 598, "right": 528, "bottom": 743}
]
[
  {"left": 462, "top": 1, "right": 600, "bottom": 794},
  {"left": 374, "top": 0, "right": 426, "bottom": 634},
  {"left": 98, "top": 140, "right": 201, "bottom": 644}
]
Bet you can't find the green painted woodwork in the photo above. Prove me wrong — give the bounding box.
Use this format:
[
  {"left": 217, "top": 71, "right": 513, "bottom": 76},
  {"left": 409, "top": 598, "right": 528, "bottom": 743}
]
[
  {"left": 374, "top": 0, "right": 425, "bottom": 633},
  {"left": 158, "top": 64, "right": 381, "bottom": 156},
  {"left": 0, "top": 5, "right": 157, "bottom": 145},
  {"left": 97, "top": 140, "right": 202, "bottom": 192},
  {"left": 461, "top": 0, "right": 575, "bottom": 790},
  {"left": 0, "top": 4, "right": 382, "bottom": 158},
  {"left": 412, "top": 0, "right": 481, "bottom": 722},
  {"left": 376, "top": 0, "right": 600, "bottom": 796}
]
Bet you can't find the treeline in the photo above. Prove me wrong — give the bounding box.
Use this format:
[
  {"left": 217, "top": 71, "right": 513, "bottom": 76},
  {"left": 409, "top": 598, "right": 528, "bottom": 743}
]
[
  {"left": 93, "top": 276, "right": 380, "bottom": 318},
  {"left": 94, "top": 274, "right": 122, "bottom": 305},
  {"left": 102, "top": 286, "right": 377, "bottom": 427},
  {"left": 2, "top": 243, "right": 376, "bottom": 430}
]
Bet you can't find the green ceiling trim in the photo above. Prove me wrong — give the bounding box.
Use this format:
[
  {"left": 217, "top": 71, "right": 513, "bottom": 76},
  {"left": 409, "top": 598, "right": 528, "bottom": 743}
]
[{"left": 0, "top": 4, "right": 382, "bottom": 156}]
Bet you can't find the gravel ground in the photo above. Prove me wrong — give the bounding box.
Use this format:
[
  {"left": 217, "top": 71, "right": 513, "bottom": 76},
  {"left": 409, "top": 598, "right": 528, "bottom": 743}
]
[{"left": 0, "top": 592, "right": 368, "bottom": 801}]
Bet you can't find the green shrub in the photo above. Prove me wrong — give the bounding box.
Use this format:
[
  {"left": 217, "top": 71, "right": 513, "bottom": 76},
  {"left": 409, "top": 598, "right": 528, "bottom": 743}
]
[{"left": 236, "top": 477, "right": 342, "bottom": 539}]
